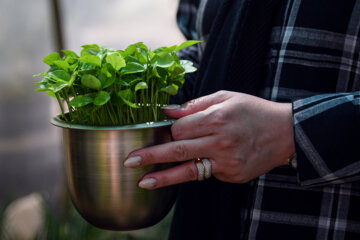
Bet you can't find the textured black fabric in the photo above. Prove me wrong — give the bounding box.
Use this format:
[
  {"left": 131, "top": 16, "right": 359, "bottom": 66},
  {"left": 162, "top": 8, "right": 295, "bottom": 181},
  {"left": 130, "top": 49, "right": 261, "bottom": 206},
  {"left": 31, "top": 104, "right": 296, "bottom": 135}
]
[
  {"left": 169, "top": 0, "right": 281, "bottom": 239},
  {"left": 170, "top": 0, "right": 360, "bottom": 239},
  {"left": 194, "top": 0, "right": 282, "bottom": 98},
  {"left": 168, "top": 179, "right": 253, "bottom": 240}
]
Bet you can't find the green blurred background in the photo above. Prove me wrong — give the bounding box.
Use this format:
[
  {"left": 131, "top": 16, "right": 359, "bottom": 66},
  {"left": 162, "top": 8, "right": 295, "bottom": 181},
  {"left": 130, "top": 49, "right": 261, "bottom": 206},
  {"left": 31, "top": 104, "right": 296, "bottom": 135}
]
[{"left": 0, "top": 0, "right": 184, "bottom": 239}]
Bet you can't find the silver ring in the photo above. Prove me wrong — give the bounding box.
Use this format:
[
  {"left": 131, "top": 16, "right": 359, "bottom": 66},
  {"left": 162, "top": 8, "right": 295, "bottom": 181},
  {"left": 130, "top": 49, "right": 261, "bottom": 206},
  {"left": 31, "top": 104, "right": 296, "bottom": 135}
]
[
  {"left": 195, "top": 158, "right": 205, "bottom": 181},
  {"left": 194, "top": 158, "right": 212, "bottom": 181},
  {"left": 202, "top": 158, "right": 212, "bottom": 179}
]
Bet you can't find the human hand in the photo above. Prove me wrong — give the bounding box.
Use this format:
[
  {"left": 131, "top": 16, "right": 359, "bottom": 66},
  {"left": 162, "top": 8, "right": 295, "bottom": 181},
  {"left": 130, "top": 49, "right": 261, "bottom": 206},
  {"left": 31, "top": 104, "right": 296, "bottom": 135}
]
[{"left": 124, "top": 90, "right": 295, "bottom": 189}]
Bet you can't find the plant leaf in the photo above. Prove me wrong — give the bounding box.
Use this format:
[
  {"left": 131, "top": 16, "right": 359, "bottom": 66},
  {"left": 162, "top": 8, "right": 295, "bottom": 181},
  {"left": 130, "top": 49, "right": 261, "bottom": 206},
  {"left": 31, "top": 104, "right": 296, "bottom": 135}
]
[
  {"left": 43, "top": 52, "right": 61, "bottom": 66},
  {"left": 117, "top": 50, "right": 126, "bottom": 58},
  {"left": 35, "top": 84, "right": 50, "bottom": 91},
  {"left": 82, "top": 44, "right": 101, "bottom": 51},
  {"left": 121, "top": 62, "right": 145, "bottom": 74},
  {"left": 69, "top": 63, "right": 77, "bottom": 72},
  {"left": 154, "top": 45, "right": 177, "bottom": 54},
  {"left": 98, "top": 73, "right": 115, "bottom": 89},
  {"left": 81, "top": 74, "right": 102, "bottom": 90},
  {"left": 96, "top": 49, "right": 107, "bottom": 61},
  {"left": 135, "top": 51, "right": 148, "bottom": 64},
  {"left": 69, "top": 95, "right": 93, "bottom": 107},
  {"left": 79, "top": 55, "right": 101, "bottom": 67},
  {"left": 148, "top": 51, "right": 155, "bottom": 60},
  {"left": 180, "top": 60, "right": 197, "bottom": 73},
  {"left": 125, "top": 55, "right": 139, "bottom": 63},
  {"left": 122, "top": 98, "right": 139, "bottom": 108},
  {"left": 173, "top": 53, "right": 181, "bottom": 64},
  {"left": 160, "top": 84, "right": 179, "bottom": 95},
  {"left": 48, "top": 70, "right": 71, "bottom": 82},
  {"left": 118, "top": 89, "right": 139, "bottom": 108},
  {"left": 94, "top": 91, "right": 111, "bottom": 106},
  {"left": 106, "top": 53, "right": 126, "bottom": 71},
  {"left": 102, "top": 45, "right": 115, "bottom": 51},
  {"left": 154, "top": 66, "right": 168, "bottom": 79},
  {"left": 175, "top": 40, "right": 201, "bottom": 52},
  {"left": 135, "top": 81, "right": 148, "bottom": 92},
  {"left": 101, "top": 63, "right": 114, "bottom": 78},
  {"left": 167, "top": 45, "right": 177, "bottom": 52},
  {"left": 170, "top": 65, "right": 185, "bottom": 78},
  {"left": 79, "top": 62, "right": 97, "bottom": 72},
  {"left": 135, "top": 42, "right": 149, "bottom": 51},
  {"left": 52, "top": 81, "right": 69, "bottom": 93},
  {"left": 124, "top": 44, "right": 136, "bottom": 56},
  {"left": 173, "top": 73, "right": 186, "bottom": 85},
  {"left": 33, "top": 72, "right": 48, "bottom": 77},
  {"left": 81, "top": 44, "right": 100, "bottom": 56},
  {"left": 152, "top": 65, "right": 161, "bottom": 78},
  {"left": 119, "top": 80, "right": 130, "bottom": 87},
  {"left": 118, "top": 89, "right": 132, "bottom": 100},
  {"left": 53, "top": 60, "right": 70, "bottom": 71},
  {"left": 62, "top": 50, "right": 79, "bottom": 58},
  {"left": 155, "top": 52, "right": 175, "bottom": 68},
  {"left": 47, "top": 91, "right": 57, "bottom": 98}
]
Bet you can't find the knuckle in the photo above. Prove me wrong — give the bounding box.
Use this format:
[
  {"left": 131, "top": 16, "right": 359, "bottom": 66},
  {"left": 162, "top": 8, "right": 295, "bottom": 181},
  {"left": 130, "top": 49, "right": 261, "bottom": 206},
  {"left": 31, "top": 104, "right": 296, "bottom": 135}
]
[
  {"left": 187, "top": 99, "right": 197, "bottom": 105},
  {"left": 216, "top": 90, "right": 228, "bottom": 98},
  {"left": 214, "top": 133, "right": 236, "bottom": 151},
  {"left": 184, "top": 99, "right": 197, "bottom": 109},
  {"left": 173, "top": 142, "right": 188, "bottom": 161},
  {"left": 217, "top": 136, "right": 233, "bottom": 150},
  {"left": 171, "top": 124, "right": 182, "bottom": 140},
  {"left": 216, "top": 90, "right": 232, "bottom": 101},
  {"left": 208, "top": 109, "right": 227, "bottom": 126}
]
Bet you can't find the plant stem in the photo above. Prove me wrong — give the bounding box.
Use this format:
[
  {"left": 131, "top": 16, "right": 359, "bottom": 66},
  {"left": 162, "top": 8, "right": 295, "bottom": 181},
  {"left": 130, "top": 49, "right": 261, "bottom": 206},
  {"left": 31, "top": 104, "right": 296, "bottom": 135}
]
[{"left": 55, "top": 93, "right": 67, "bottom": 121}]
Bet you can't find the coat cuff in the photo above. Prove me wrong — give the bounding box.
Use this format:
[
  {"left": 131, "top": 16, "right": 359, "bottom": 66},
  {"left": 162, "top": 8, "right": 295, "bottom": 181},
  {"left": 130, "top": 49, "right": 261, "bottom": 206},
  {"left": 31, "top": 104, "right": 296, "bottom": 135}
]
[{"left": 292, "top": 91, "right": 360, "bottom": 187}]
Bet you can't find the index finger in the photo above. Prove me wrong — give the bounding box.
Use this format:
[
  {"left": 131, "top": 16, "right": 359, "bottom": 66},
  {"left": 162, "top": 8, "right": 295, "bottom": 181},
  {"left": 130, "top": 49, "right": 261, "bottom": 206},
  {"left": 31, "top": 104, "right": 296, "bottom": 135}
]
[
  {"left": 163, "top": 91, "right": 230, "bottom": 118},
  {"left": 124, "top": 136, "right": 213, "bottom": 168}
]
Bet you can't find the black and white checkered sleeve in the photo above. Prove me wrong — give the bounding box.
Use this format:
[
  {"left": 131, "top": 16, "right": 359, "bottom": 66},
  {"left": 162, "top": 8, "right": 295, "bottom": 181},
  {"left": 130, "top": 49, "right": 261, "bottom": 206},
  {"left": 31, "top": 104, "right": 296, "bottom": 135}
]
[{"left": 292, "top": 91, "right": 360, "bottom": 187}]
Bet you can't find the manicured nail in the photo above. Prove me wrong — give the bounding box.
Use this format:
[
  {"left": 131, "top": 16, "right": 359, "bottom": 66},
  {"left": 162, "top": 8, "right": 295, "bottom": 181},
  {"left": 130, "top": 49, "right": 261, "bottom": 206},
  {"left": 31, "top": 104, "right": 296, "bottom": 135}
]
[
  {"left": 161, "top": 104, "right": 181, "bottom": 110},
  {"left": 124, "top": 156, "right": 142, "bottom": 168},
  {"left": 139, "top": 178, "right": 157, "bottom": 189}
]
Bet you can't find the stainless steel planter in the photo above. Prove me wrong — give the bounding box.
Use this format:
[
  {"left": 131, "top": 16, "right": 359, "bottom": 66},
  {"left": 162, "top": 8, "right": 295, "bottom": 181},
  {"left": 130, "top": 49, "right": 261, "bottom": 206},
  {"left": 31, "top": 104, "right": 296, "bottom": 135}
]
[{"left": 51, "top": 116, "right": 178, "bottom": 231}]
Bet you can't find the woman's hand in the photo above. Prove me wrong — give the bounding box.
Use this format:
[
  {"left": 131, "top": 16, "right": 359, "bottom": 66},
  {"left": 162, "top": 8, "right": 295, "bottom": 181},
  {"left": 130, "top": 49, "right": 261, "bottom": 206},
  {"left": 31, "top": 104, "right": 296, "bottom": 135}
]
[{"left": 124, "top": 90, "right": 295, "bottom": 189}]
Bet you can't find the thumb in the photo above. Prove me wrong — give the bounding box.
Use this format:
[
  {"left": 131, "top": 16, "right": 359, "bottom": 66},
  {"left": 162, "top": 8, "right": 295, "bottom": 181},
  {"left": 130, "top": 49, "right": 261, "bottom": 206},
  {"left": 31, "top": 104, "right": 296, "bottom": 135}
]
[{"left": 163, "top": 91, "right": 231, "bottom": 118}]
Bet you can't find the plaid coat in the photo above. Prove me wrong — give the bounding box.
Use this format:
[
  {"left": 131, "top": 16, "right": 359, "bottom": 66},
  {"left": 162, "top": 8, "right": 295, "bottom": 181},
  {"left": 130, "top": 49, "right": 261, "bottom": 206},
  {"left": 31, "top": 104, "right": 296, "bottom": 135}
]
[{"left": 170, "top": 0, "right": 360, "bottom": 239}]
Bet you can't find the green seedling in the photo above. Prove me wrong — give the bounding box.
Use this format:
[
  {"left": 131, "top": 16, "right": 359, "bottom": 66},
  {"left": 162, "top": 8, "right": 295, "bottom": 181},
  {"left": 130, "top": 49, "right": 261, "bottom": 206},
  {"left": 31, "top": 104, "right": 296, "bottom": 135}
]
[{"left": 34, "top": 41, "right": 199, "bottom": 126}]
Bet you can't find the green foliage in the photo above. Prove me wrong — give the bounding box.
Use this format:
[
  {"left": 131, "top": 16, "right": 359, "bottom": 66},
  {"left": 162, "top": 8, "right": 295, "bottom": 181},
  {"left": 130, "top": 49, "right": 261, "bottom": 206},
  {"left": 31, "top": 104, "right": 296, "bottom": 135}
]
[{"left": 34, "top": 41, "right": 200, "bottom": 126}]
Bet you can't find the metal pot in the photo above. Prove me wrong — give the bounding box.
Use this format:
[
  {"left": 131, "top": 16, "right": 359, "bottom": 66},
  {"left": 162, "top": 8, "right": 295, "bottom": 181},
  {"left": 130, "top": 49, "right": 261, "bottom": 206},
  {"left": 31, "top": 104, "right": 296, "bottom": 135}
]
[{"left": 51, "top": 116, "right": 178, "bottom": 231}]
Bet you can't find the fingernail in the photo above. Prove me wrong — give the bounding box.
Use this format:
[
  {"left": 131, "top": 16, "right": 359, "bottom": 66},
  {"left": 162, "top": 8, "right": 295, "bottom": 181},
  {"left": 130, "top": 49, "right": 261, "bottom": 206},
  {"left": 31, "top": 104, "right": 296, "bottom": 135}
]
[
  {"left": 124, "top": 156, "right": 142, "bottom": 168},
  {"left": 161, "top": 104, "right": 181, "bottom": 110},
  {"left": 139, "top": 178, "right": 157, "bottom": 189}
]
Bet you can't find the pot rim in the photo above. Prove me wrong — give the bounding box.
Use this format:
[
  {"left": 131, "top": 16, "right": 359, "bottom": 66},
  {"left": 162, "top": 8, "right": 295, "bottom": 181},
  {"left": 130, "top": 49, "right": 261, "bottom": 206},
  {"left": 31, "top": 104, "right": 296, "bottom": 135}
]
[{"left": 51, "top": 114, "right": 174, "bottom": 130}]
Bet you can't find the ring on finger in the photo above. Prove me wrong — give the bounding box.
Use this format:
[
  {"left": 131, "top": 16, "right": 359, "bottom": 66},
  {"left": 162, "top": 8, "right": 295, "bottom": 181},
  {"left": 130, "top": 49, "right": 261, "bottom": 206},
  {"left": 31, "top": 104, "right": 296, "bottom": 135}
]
[
  {"left": 194, "top": 158, "right": 212, "bottom": 181},
  {"left": 202, "top": 158, "right": 212, "bottom": 179}
]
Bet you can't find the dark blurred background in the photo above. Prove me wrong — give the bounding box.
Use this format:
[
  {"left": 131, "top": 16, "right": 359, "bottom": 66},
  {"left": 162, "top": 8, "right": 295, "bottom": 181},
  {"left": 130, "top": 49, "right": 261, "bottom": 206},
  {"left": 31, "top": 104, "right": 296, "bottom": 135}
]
[{"left": 0, "top": 0, "right": 184, "bottom": 239}]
